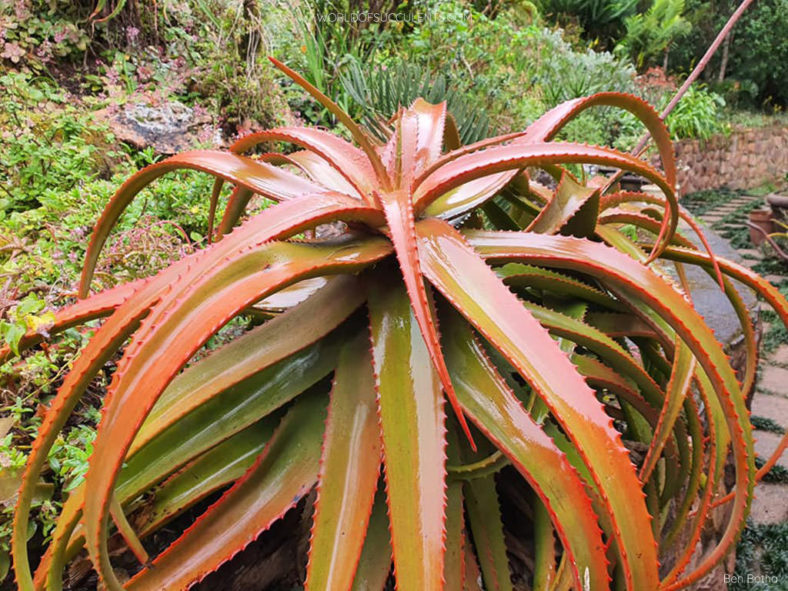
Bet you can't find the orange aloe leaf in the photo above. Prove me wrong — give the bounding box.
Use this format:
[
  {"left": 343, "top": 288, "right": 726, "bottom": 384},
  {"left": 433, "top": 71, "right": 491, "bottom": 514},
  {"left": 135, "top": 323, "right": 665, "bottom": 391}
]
[
  {"left": 367, "top": 274, "right": 448, "bottom": 591},
  {"left": 134, "top": 419, "right": 275, "bottom": 539},
  {"left": 269, "top": 57, "right": 392, "bottom": 191},
  {"left": 378, "top": 188, "right": 475, "bottom": 446},
  {"left": 306, "top": 332, "right": 381, "bottom": 589},
  {"left": 226, "top": 127, "right": 377, "bottom": 200},
  {"left": 125, "top": 391, "right": 327, "bottom": 590},
  {"left": 418, "top": 219, "right": 658, "bottom": 590},
  {"left": 414, "top": 131, "right": 527, "bottom": 189},
  {"left": 520, "top": 93, "right": 676, "bottom": 189},
  {"left": 12, "top": 288, "right": 158, "bottom": 591},
  {"left": 52, "top": 278, "right": 358, "bottom": 576},
  {"left": 82, "top": 238, "right": 391, "bottom": 590},
  {"left": 497, "top": 263, "right": 623, "bottom": 310},
  {"left": 440, "top": 312, "right": 609, "bottom": 590},
  {"left": 655, "top": 246, "right": 788, "bottom": 342},
  {"left": 600, "top": 191, "right": 724, "bottom": 288},
  {"left": 415, "top": 142, "right": 672, "bottom": 213},
  {"left": 129, "top": 275, "right": 364, "bottom": 456},
  {"left": 79, "top": 151, "right": 331, "bottom": 296},
  {"left": 640, "top": 339, "right": 696, "bottom": 484},
  {"left": 403, "top": 98, "right": 447, "bottom": 181},
  {"left": 414, "top": 142, "right": 677, "bottom": 259},
  {"left": 527, "top": 170, "right": 600, "bottom": 238},
  {"left": 16, "top": 194, "right": 384, "bottom": 589},
  {"left": 466, "top": 229, "right": 756, "bottom": 587}
]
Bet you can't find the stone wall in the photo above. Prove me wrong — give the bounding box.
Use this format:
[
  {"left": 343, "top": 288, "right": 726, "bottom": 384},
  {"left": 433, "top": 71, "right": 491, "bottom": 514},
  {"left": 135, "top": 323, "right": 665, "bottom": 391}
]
[{"left": 651, "top": 125, "right": 788, "bottom": 196}]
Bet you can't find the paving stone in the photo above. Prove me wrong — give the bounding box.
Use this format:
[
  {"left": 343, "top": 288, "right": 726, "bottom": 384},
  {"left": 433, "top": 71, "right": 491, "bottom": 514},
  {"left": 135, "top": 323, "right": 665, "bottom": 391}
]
[
  {"left": 759, "top": 366, "right": 788, "bottom": 396},
  {"left": 700, "top": 215, "right": 725, "bottom": 223},
  {"left": 768, "top": 344, "right": 788, "bottom": 367},
  {"left": 752, "top": 390, "right": 788, "bottom": 425},
  {"left": 754, "top": 430, "right": 788, "bottom": 465},
  {"left": 750, "top": 483, "right": 788, "bottom": 524},
  {"left": 764, "top": 275, "right": 786, "bottom": 287}
]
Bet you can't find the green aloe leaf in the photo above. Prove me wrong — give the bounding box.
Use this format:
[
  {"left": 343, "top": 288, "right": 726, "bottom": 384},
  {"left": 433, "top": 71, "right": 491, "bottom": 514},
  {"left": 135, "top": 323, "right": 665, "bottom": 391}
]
[
  {"left": 367, "top": 273, "right": 448, "bottom": 591},
  {"left": 126, "top": 390, "right": 327, "bottom": 590},
  {"left": 306, "top": 332, "right": 381, "bottom": 589}
]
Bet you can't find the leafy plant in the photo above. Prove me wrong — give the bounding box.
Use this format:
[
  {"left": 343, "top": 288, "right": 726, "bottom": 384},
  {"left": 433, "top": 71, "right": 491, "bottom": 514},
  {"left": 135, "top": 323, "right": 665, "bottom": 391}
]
[
  {"left": 664, "top": 83, "right": 727, "bottom": 139},
  {"left": 533, "top": 0, "right": 638, "bottom": 46},
  {"left": 340, "top": 61, "right": 491, "bottom": 144},
  {"left": 7, "top": 60, "right": 788, "bottom": 591},
  {"left": 616, "top": 0, "right": 691, "bottom": 70}
]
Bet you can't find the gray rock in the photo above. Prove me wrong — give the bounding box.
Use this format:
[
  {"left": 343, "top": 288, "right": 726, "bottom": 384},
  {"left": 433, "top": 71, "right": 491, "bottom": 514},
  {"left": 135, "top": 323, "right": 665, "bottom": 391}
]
[{"left": 97, "top": 100, "right": 223, "bottom": 154}]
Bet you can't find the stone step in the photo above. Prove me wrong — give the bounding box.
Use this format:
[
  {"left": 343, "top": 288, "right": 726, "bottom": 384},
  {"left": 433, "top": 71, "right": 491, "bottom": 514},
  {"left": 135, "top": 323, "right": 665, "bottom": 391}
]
[
  {"left": 752, "top": 388, "right": 788, "bottom": 421},
  {"left": 767, "top": 344, "right": 788, "bottom": 367},
  {"left": 750, "top": 483, "right": 788, "bottom": 524},
  {"left": 754, "top": 430, "right": 788, "bottom": 466}
]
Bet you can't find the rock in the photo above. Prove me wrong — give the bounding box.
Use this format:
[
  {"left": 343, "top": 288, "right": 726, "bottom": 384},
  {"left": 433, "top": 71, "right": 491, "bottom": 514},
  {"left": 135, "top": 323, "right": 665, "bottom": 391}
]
[
  {"left": 96, "top": 100, "right": 224, "bottom": 154},
  {"left": 752, "top": 391, "right": 788, "bottom": 426},
  {"left": 759, "top": 366, "right": 788, "bottom": 395}
]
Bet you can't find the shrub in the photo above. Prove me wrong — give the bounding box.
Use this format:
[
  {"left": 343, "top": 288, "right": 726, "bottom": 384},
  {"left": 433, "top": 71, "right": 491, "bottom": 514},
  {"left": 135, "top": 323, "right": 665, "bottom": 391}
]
[
  {"left": 532, "top": 0, "right": 638, "bottom": 47},
  {"left": 665, "top": 83, "right": 727, "bottom": 140},
  {"left": 669, "top": 0, "right": 788, "bottom": 108},
  {"left": 616, "top": 0, "right": 691, "bottom": 70},
  {"left": 7, "top": 61, "right": 787, "bottom": 590}
]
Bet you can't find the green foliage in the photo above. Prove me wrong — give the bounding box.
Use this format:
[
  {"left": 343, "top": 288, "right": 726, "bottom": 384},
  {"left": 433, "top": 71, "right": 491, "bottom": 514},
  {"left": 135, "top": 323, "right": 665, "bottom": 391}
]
[
  {"left": 670, "top": 0, "right": 788, "bottom": 108},
  {"left": 732, "top": 521, "right": 788, "bottom": 590},
  {"left": 340, "top": 61, "right": 491, "bottom": 143},
  {"left": 750, "top": 416, "right": 785, "bottom": 434},
  {"left": 616, "top": 0, "right": 691, "bottom": 70},
  {"left": 725, "top": 0, "right": 788, "bottom": 108},
  {"left": 399, "top": 0, "right": 638, "bottom": 146},
  {"left": 664, "top": 84, "right": 727, "bottom": 140},
  {"left": 0, "top": 1, "right": 90, "bottom": 67},
  {"left": 533, "top": 0, "right": 637, "bottom": 47}
]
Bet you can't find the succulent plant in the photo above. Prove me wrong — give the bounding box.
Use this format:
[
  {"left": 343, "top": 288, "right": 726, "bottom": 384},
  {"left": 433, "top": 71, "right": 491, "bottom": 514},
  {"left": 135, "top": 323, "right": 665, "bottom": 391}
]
[{"left": 8, "top": 59, "right": 788, "bottom": 591}]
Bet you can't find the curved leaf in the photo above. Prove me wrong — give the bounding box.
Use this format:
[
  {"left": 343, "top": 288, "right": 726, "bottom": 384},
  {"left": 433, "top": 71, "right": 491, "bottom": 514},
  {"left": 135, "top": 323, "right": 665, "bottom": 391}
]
[
  {"left": 83, "top": 237, "right": 391, "bottom": 590},
  {"left": 467, "top": 229, "right": 756, "bottom": 587},
  {"left": 414, "top": 142, "right": 676, "bottom": 260},
  {"left": 126, "top": 391, "right": 326, "bottom": 590},
  {"left": 418, "top": 219, "right": 654, "bottom": 589},
  {"left": 79, "top": 152, "right": 336, "bottom": 296},
  {"left": 441, "top": 313, "right": 609, "bottom": 590}
]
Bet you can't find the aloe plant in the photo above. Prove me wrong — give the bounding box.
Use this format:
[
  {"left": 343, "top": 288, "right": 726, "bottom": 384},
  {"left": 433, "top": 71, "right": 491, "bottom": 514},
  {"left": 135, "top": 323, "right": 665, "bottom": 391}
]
[{"left": 8, "top": 58, "right": 788, "bottom": 591}]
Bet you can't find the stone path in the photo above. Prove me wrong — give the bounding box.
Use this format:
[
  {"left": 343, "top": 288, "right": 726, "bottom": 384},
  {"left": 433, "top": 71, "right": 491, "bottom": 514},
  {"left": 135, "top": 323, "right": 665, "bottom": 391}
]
[{"left": 697, "top": 194, "right": 788, "bottom": 526}]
